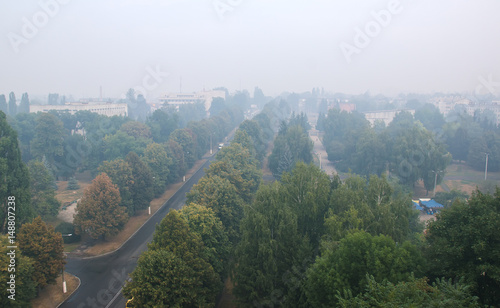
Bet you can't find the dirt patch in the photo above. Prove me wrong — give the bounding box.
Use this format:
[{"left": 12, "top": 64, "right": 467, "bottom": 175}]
[{"left": 30, "top": 273, "right": 79, "bottom": 308}]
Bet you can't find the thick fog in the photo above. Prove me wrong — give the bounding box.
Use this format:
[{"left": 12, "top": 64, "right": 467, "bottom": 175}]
[{"left": 1, "top": 0, "right": 500, "bottom": 99}]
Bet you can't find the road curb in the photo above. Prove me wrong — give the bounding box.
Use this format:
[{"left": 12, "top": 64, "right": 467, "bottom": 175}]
[{"left": 56, "top": 275, "right": 81, "bottom": 308}]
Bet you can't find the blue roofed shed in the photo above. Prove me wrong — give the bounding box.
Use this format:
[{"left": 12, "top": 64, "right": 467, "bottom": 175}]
[{"left": 420, "top": 199, "right": 444, "bottom": 209}]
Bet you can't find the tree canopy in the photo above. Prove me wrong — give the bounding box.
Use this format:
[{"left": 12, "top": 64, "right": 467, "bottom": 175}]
[{"left": 73, "top": 173, "right": 128, "bottom": 240}]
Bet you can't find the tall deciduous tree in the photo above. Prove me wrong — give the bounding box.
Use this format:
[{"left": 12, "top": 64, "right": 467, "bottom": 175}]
[
  {"left": 73, "top": 173, "right": 128, "bottom": 240},
  {"left": 123, "top": 249, "right": 203, "bottom": 307},
  {"left": 19, "top": 92, "right": 30, "bottom": 114},
  {"left": 18, "top": 217, "right": 65, "bottom": 287},
  {"left": 305, "top": 231, "right": 425, "bottom": 307},
  {"left": 30, "top": 112, "right": 65, "bottom": 171},
  {"left": 8, "top": 92, "right": 16, "bottom": 116},
  {"left": 280, "top": 162, "right": 331, "bottom": 248},
  {"left": 425, "top": 189, "right": 500, "bottom": 306},
  {"left": 125, "top": 152, "right": 154, "bottom": 213},
  {"left": 169, "top": 128, "right": 196, "bottom": 168},
  {"left": 233, "top": 182, "right": 312, "bottom": 307},
  {"left": 98, "top": 159, "right": 134, "bottom": 214},
  {"left": 27, "top": 161, "right": 60, "bottom": 218},
  {"left": 146, "top": 109, "right": 178, "bottom": 143},
  {"left": 180, "top": 203, "right": 230, "bottom": 278},
  {"left": 0, "top": 94, "right": 7, "bottom": 114},
  {"left": 0, "top": 111, "right": 33, "bottom": 232},
  {"left": 186, "top": 175, "right": 244, "bottom": 242},
  {"left": 142, "top": 143, "right": 173, "bottom": 197},
  {"left": 338, "top": 275, "right": 480, "bottom": 307},
  {"left": 145, "top": 210, "right": 221, "bottom": 305}
]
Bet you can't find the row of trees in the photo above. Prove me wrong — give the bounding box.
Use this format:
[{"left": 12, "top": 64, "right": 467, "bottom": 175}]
[
  {"left": 1, "top": 95, "right": 243, "bottom": 228},
  {"left": 0, "top": 92, "right": 30, "bottom": 116},
  {"left": 122, "top": 99, "right": 291, "bottom": 306},
  {"left": 72, "top": 102, "right": 245, "bottom": 240},
  {"left": 319, "top": 109, "right": 451, "bottom": 192}
]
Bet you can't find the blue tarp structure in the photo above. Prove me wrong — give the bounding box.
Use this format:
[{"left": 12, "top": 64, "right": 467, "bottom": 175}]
[
  {"left": 420, "top": 199, "right": 444, "bottom": 208},
  {"left": 412, "top": 201, "right": 424, "bottom": 211}
]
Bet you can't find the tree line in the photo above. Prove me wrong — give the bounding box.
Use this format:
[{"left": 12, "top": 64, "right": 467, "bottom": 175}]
[
  {"left": 318, "top": 108, "right": 451, "bottom": 193},
  {"left": 122, "top": 99, "right": 293, "bottom": 306},
  {"left": 0, "top": 94, "right": 244, "bottom": 304}
]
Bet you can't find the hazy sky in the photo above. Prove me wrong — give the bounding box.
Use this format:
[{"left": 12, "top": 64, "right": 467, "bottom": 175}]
[{"left": 1, "top": 0, "right": 500, "bottom": 101}]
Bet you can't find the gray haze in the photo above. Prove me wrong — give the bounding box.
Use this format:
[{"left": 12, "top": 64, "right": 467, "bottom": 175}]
[{"left": 1, "top": 0, "right": 500, "bottom": 100}]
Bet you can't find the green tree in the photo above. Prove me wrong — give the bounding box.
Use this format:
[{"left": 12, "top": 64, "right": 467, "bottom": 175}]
[
  {"left": 238, "top": 120, "right": 266, "bottom": 161},
  {"left": 123, "top": 249, "right": 205, "bottom": 307},
  {"left": 73, "top": 173, "right": 128, "bottom": 240},
  {"left": 269, "top": 123, "right": 313, "bottom": 179},
  {"left": 187, "top": 175, "right": 244, "bottom": 242},
  {"left": 434, "top": 189, "right": 469, "bottom": 208},
  {"left": 325, "top": 174, "right": 420, "bottom": 244},
  {"left": 66, "top": 177, "right": 80, "bottom": 190},
  {"left": 30, "top": 112, "right": 65, "bottom": 173},
  {"left": 0, "top": 111, "right": 33, "bottom": 232},
  {"left": 169, "top": 128, "right": 196, "bottom": 168},
  {"left": 142, "top": 143, "right": 173, "bottom": 197},
  {"left": 216, "top": 142, "right": 262, "bottom": 197},
  {"left": 425, "top": 189, "right": 500, "bottom": 306},
  {"left": 147, "top": 210, "right": 221, "bottom": 305},
  {"left": 102, "top": 130, "right": 151, "bottom": 161},
  {"left": 305, "top": 231, "right": 425, "bottom": 307},
  {"left": 119, "top": 121, "right": 152, "bottom": 139},
  {"left": 18, "top": 217, "right": 65, "bottom": 287},
  {"left": 125, "top": 152, "right": 154, "bottom": 213},
  {"left": 27, "top": 161, "right": 60, "bottom": 218},
  {"left": 338, "top": 275, "right": 480, "bottom": 307},
  {"left": 0, "top": 235, "right": 37, "bottom": 307},
  {"left": 180, "top": 203, "right": 230, "bottom": 278},
  {"left": 280, "top": 162, "right": 331, "bottom": 248},
  {"left": 146, "top": 109, "right": 178, "bottom": 143},
  {"left": 12, "top": 112, "right": 37, "bottom": 162},
  {"left": 414, "top": 103, "right": 445, "bottom": 134},
  {"left": 0, "top": 94, "right": 7, "bottom": 114},
  {"left": 233, "top": 182, "right": 311, "bottom": 307},
  {"left": 19, "top": 92, "right": 30, "bottom": 114},
  {"left": 8, "top": 92, "right": 16, "bottom": 116},
  {"left": 98, "top": 158, "right": 134, "bottom": 214},
  {"left": 209, "top": 97, "right": 226, "bottom": 116}
]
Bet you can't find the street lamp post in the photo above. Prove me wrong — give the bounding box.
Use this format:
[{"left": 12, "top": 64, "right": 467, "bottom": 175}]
[
  {"left": 484, "top": 153, "right": 489, "bottom": 180},
  {"left": 210, "top": 133, "right": 213, "bottom": 155},
  {"left": 60, "top": 237, "right": 71, "bottom": 293}
]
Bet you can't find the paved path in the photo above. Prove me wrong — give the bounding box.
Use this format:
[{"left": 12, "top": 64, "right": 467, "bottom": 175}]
[{"left": 309, "top": 128, "right": 338, "bottom": 177}]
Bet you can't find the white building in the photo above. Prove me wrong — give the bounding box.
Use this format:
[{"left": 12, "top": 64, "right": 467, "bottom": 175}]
[
  {"left": 364, "top": 109, "right": 415, "bottom": 126},
  {"left": 158, "top": 90, "right": 226, "bottom": 112},
  {"left": 30, "top": 102, "right": 128, "bottom": 117}
]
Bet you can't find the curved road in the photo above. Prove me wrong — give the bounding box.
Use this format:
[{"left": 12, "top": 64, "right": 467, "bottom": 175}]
[{"left": 61, "top": 156, "right": 215, "bottom": 308}]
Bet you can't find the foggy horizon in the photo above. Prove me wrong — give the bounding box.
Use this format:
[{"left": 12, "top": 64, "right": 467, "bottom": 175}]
[{"left": 2, "top": 0, "right": 500, "bottom": 100}]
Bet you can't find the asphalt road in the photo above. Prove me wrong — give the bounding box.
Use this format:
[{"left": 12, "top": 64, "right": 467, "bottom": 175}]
[{"left": 61, "top": 156, "right": 215, "bottom": 308}]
